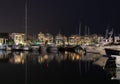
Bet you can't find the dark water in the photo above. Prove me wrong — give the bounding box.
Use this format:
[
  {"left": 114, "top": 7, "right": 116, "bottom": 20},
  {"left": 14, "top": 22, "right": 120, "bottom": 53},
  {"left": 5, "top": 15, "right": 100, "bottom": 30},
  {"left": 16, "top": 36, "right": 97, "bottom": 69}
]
[{"left": 0, "top": 51, "right": 119, "bottom": 84}]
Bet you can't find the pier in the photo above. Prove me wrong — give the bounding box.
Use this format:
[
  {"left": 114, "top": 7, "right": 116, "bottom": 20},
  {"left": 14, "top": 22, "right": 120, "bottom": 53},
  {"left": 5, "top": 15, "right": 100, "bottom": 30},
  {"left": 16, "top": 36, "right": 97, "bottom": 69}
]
[
  {"left": 93, "top": 56, "right": 108, "bottom": 68},
  {"left": 81, "top": 53, "right": 108, "bottom": 68}
]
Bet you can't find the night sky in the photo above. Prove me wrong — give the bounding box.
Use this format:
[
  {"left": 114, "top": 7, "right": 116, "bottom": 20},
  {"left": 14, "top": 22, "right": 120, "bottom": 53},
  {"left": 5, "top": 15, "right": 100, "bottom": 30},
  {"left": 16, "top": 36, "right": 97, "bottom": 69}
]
[{"left": 0, "top": 0, "right": 120, "bottom": 36}]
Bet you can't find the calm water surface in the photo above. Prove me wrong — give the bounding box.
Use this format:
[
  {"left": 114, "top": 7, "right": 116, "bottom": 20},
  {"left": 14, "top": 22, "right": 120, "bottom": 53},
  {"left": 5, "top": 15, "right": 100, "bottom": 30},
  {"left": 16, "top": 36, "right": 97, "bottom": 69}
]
[{"left": 0, "top": 51, "right": 119, "bottom": 84}]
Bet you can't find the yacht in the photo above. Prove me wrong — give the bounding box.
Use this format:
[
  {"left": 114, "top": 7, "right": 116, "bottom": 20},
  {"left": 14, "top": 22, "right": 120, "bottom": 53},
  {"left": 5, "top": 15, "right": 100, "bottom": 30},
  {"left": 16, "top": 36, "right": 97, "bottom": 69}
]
[
  {"left": 23, "top": 45, "right": 32, "bottom": 51},
  {"left": 46, "top": 43, "right": 58, "bottom": 53}
]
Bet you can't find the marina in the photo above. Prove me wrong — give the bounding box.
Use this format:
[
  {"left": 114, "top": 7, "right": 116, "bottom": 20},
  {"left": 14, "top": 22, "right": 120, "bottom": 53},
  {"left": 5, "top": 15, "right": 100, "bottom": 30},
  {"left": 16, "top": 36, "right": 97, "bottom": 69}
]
[
  {"left": 0, "top": 0, "right": 120, "bottom": 83},
  {"left": 0, "top": 27, "right": 120, "bottom": 83},
  {"left": 0, "top": 28, "right": 120, "bottom": 83}
]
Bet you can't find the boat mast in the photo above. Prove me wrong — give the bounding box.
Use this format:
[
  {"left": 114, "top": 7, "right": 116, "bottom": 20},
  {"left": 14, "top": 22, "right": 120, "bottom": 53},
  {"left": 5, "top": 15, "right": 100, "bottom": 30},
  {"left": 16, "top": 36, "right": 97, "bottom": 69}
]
[
  {"left": 25, "top": 0, "right": 28, "bottom": 41},
  {"left": 79, "top": 23, "right": 81, "bottom": 36},
  {"left": 88, "top": 26, "right": 90, "bottom": 36},
  {"left": 105, "top": 29, "right": 108, "bottom": 39},
  {"left": 25, "top": 1, "right": 28, "bottom": 84},
  {"left": 105, "top": 24, "right": 109, "bottom": 39},
  {"left": 85, "top": 25, "right": 87, "bottom": 36}
]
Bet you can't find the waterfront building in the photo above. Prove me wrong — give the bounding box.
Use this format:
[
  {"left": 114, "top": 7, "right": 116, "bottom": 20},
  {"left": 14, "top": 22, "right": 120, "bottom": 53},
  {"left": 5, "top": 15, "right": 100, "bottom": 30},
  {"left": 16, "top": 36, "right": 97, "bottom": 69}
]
[
  {"left": 38, "top": 32, "right": 54, "bottom": 45},
  {"left": 68, "top": 35, "right": 75, "bottom": 46},
  {"left": 10, "top": 33, "right": 25, "bottom": 45},
  {"left": 81, "top": 34, "right": 103, "bottom": 45},
  {"left": 114, "top": 36, "right": 120, "bottom": 44},
  {"left": 0, "top": 33, "right": 9, "bottom": 49},
  {"left": 38, "top": 32, "right": 45, "bottom": 44},
  {"left": 55, "top": 34, "right": 64, "bottom": 46},
  {"left": 0, "top": 33, "right": 9, "bottom": 45},
  {"left": 63, "top": 35, "right": 68, "bottom": 45},
  {"left": 68, "top": 35, "right": 81, "bottom": 46},
  {"left": 97, "top": 36, "right": 104, "bottom": 43},
  {"left": 45, "top": 33, "right": 54, "bottom": 44}
]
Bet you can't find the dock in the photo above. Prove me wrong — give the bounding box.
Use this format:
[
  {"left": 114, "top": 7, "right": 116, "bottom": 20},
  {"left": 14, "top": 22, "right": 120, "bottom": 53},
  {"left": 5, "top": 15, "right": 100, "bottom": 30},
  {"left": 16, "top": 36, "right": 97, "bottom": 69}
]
[
  {"left": 93, "top": 56, "right": 108, "bottom": 68},
  {"left": 81, "top": 53, "right": 102, "bottom": 61},
  {"left": 81, "top": 53, "right": 108, "bottom": 68}
]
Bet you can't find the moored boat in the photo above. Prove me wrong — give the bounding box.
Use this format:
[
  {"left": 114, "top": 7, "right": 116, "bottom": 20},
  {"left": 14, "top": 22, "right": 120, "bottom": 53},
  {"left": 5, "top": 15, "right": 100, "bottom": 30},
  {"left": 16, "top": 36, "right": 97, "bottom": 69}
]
[
  {"left": 30, "top": 44, "right": 40, "bottom": 51},
  {"left": 46, "top": 44, "right": 58, "bottom": 53},
  {"left": 105, "top": 48, "right": 120, "bottom": 56},
  {"left": 22, "top": 45, "right": 32, "bottom": 51},
  {"left": 12, "top": 44, "right": 23, "bottom": 51}
]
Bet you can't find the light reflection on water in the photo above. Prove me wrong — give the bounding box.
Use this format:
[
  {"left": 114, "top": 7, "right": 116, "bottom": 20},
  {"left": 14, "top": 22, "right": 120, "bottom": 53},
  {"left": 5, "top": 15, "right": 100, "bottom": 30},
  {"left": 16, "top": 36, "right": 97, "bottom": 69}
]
[
  {"left": 0, "top": 51, "right": 82, "bottom": 64},
  {"left": 105, "top": 57, "right": 120, "bottom": 80},
  {"left": 0, "top": 51, "right": 118, "bottom": 83}
]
